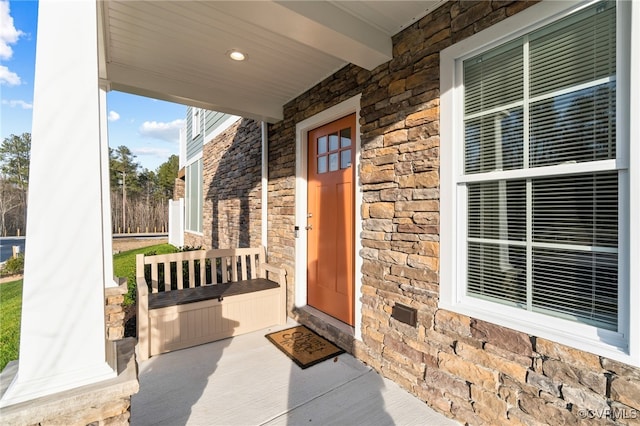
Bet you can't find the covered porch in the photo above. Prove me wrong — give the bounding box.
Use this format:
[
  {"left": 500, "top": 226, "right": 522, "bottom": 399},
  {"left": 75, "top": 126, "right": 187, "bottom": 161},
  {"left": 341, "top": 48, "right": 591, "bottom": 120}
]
[
  {"left": 6, "top": 0, "right": 639, "bottom": 424},
  {"left": 132, "top": 320, "right": 456, "bottom": 426}
]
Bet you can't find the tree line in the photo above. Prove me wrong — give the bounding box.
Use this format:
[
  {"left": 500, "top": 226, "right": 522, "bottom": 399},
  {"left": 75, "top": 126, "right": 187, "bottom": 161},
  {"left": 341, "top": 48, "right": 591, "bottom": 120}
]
[
  {"left": 109, "top": 145, "right": 178, "bottom": 234},
  {"left": 0, "top": 133, "right": 178, "bottom": 237},
  {"left": 0, "top": 133, "right": 29, "bottom": 236}
]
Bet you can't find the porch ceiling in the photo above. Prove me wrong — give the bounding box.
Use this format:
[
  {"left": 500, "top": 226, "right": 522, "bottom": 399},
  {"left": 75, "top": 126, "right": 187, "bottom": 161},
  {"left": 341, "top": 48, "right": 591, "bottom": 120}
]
[{"left": 98, "top": 1, "right": 445, "bottom": 123}]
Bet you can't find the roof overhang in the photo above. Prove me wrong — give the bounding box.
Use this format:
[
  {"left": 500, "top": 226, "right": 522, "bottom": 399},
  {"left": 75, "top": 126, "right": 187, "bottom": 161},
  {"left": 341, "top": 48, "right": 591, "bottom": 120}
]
[{"left": 98, "top": 1, "right": 445, "bottom": 122}]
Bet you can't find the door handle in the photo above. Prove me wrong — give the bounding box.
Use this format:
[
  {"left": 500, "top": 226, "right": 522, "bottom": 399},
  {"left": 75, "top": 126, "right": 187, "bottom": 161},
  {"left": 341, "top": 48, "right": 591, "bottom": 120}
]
[{"left": 305, "top": 225, "right": 313, "bottom": 230}]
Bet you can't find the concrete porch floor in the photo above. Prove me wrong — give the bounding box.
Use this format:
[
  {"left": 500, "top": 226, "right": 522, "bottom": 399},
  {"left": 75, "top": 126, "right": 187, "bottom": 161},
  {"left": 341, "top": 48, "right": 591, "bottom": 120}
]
[{"left": 131, "top": 320, "right": 459, "bottom": 426}]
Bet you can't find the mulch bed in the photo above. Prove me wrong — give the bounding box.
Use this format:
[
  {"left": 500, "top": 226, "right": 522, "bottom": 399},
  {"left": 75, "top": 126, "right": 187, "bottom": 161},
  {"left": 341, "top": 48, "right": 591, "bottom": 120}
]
[
  {"left": 124, "top": 304, "right": 137, "bottom": 338},
  {"left": 0, "top": 274, "right": 22, "bottom": 284}
]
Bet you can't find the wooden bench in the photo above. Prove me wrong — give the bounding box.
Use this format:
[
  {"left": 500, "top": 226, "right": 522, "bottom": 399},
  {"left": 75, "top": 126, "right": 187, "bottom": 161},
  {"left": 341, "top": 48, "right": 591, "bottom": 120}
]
[{"left": 136, "top": 247, "right": 286, "bottom": 360}]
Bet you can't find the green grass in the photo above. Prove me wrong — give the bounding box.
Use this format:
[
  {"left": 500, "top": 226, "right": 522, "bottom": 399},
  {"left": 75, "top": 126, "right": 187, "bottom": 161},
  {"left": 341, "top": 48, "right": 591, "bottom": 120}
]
[
  {"left": 113, "top": 243, "right": 178, "bottom": 306},
  {"left": 0, "top": 279, "right": 23, "bottom": 371}
]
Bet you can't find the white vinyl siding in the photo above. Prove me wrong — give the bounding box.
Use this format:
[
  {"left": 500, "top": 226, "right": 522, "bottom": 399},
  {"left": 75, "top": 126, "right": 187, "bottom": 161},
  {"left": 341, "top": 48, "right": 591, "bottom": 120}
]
[
  {"left": 203, "top": 111, "right": 237, "bottom": 142},
  {"left": 440, "top": 0, "right": 637, "bottom": 365}
]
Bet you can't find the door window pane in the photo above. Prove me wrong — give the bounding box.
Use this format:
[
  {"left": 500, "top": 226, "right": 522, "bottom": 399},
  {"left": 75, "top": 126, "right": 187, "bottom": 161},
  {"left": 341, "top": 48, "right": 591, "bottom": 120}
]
[
  {"left": 329, "top": 153, "right": 339, "bottom": 171},
  {"left": 329, "top": 133, "right": 339, "bottom": 151},
  {"left": 317, "top": 156, "right": 327, "bottom": 174},
  {"left": 341, "top": 150, "right": 352, "bottom": 169},
  {"left": 340, "top": 128, "right": 351, "bottom": 148},
  {"left": 318, "top": 136, "right": 327, "bottom": 154}
]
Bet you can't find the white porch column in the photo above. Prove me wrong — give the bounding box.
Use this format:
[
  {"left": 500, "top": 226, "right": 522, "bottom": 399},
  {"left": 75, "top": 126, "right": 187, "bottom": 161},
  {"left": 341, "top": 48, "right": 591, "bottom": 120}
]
[{"left": 0, "top": 0, "right": 115, "bottom": 406}]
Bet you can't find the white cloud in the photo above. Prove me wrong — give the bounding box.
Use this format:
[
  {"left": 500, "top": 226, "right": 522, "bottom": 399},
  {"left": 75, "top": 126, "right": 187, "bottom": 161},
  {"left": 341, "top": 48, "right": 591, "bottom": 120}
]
[
  {"left": 108, "top": 110, "right": 120, "bottom": 122},
  {"left": 2, "top": 99, "right": 31, "bottom": 109},
  {"left": 138, "top": 119, "right": 185, "bottom": 143},
  {"left": 0, "top": 0, "right": 24, "bottom": 60},
  {"left": 0, "top": 65, "right": 20, "bottom": 86},
  {"left": 132, "top": 147, "right": 174, "bottom": 159}
]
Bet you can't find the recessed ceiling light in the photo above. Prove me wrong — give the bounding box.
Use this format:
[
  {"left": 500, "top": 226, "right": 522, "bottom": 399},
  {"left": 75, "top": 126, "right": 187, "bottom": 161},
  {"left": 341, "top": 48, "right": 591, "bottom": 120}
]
[{"left": 228, "top": 50, "right": 246, "bottom": 61}]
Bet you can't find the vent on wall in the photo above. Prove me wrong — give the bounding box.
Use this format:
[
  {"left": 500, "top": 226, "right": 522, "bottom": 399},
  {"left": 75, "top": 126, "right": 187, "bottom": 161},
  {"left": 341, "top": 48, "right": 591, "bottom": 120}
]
[{"left": 391, "top": 303, "right": 417, "bottom": 327}]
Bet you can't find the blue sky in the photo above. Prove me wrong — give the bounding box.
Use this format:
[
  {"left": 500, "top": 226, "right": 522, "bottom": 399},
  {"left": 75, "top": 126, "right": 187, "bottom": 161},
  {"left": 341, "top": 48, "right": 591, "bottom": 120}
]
[{"left": 0, "top": 0, "right": 186, "bottom": 172}]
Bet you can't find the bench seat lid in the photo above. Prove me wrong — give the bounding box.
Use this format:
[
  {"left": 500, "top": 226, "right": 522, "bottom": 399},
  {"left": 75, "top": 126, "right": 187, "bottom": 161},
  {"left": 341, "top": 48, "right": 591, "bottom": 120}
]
[{"left": 148, "top": 278, "right": 279, "bottom": 310}]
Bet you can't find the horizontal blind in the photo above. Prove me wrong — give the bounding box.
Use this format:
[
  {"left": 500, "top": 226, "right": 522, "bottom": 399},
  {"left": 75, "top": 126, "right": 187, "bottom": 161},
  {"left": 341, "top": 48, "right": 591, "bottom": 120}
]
[
  {"left": 532, "top": 249, "right": 617, "bottom": 330},
  {"left": 532, "top": 172, "right": 618, "bottom": 247},
  {"left": 468, "top": 180, "right": 526, "bottom": 241},
  {"left": 464, "top": 40, "right": 523, "bottom": 175},
  {"left": 464, "top": 108, "right": 524, "bottom": 174},
  {"left": 530, "top": 85, "right": 616, "bottom": 167},
  {"left": 531, "top": 171, "right": 618, "bottom": 330},
  {"left": 468, "top": 242, "right": 526, "bottom": 305},
  {"left": 464, "top": 41, "right": 523, "bottom": 116},
  {"left": 467, "top": 172, "right": 619, "bottom": 329},
  {"left": 467, "top": 180, "right": 527, "bottom": 306},
  {"left": 463, "top": 0, "right": 619, "bottom": 331},
  {"left": 529, "top": 1, "right": 616, "bottom": 168},
  {"left": 529, "top": 1, "right": 616, "bottom": 97}
]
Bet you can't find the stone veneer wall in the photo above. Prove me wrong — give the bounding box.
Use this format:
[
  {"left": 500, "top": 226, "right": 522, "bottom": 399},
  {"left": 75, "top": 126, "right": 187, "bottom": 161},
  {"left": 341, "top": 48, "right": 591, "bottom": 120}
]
[
  {"left": 174, "top": 176, "right": 185, "bottom": 200},
  {"left": 105, "top": 278, "right": 128, "bottom": 341},
  {"left": 187, "top": 118, "right": 263, "bottom": 250},
  {"left": 264, "top": 1, "right": 640, "bottom": 425}
]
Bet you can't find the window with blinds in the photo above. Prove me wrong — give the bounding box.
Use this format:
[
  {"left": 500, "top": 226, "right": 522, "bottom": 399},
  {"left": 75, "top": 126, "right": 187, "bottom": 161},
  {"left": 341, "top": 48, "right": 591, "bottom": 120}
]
[
  {"left": 461, "top": 0, "right": 619, "bottom": 330},
  {"left": 185, "top": 159, "right": 202, "bottom": 233}
]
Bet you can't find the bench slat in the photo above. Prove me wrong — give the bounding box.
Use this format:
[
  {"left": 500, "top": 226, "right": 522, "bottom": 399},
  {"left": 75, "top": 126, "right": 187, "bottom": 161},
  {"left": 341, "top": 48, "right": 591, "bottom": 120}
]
[
  {"left": 200, "top": 258, "right": 206, "bottom": 287},
  {"left": 231, "top": 256, "right": 239, "bottom": 282},
  {"left": 163, "top": 261, "right": 170, "bottom": 290},
  {"left": 221, "top": 257, "right": 229, "bottom": 283},
  {"left": 151, "top": 264, "right": 158, "bottom": 293},
  {"left": 240, "top": 255, "right": 247, "bottom": 280},
  {"left": 177, "top": 260, "right": 183, "bottom": 290},
  {"left": 188, "top": 259, "right": 195, "bottom": 288}
]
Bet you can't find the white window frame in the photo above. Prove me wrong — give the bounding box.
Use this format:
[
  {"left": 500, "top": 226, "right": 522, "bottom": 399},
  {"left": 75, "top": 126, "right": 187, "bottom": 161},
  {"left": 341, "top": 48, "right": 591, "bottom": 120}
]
[
  {"left": 440, "top": 0, "right": 639, "bottom": 366},
  {"left": 192, "top": 108, "right": 201, "bottom": 139}
]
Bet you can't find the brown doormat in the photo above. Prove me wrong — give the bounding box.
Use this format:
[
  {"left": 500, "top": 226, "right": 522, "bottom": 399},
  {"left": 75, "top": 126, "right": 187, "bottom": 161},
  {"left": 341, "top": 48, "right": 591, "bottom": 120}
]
[{"left": 266, "top": 325, "right": 345, "bottom": 369}]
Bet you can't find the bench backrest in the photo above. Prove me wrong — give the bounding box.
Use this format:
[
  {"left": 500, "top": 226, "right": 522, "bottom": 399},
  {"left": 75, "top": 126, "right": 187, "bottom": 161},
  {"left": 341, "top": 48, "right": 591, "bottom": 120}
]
[{"left": 137, "top": 247, "right": 266, "bottom": 293}]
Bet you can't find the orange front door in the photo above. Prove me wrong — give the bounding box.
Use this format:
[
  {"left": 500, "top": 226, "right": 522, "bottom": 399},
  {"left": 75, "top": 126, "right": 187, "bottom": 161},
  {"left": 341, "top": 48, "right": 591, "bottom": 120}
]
[{"left": 307, "top": 114, "right": 355, "bottom": 326}]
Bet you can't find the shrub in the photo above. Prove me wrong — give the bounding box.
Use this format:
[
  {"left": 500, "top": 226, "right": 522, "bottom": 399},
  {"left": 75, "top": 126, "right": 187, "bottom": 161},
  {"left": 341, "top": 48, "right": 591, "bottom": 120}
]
[
  {"left": 177, "top": 245, "right": 203, "bottom": 252},
  {"left": 0, "top": 254, "right": 24, "bottom": 277}
]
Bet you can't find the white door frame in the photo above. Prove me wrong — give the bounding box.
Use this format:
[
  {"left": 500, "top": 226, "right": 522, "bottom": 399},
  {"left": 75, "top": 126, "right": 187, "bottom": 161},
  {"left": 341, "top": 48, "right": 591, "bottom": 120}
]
[{"left": 294, "top": 94, "right": 363, "bottom": 340}]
